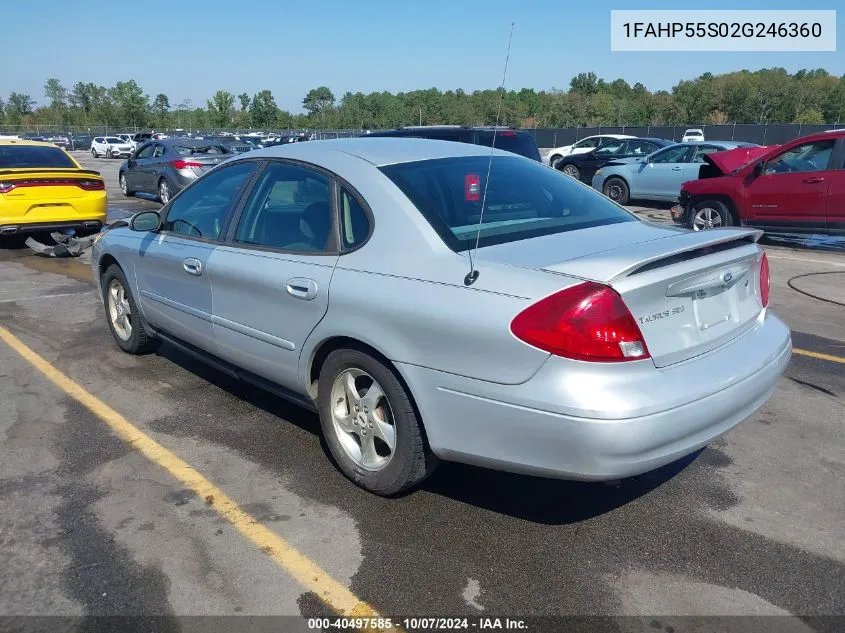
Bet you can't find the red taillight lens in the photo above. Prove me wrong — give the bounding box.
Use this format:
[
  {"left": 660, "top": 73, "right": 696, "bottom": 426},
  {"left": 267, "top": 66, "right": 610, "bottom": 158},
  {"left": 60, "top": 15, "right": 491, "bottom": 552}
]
[
  {"left": 760, "top": 252, "right": 770, "bottom": 307},
  {"left": 170, "top": 159, "right": 203, "bottom": 169},
  {"left": 77, "top": 179, "right": 105, "bottom": 190},
  {"left": 510, "top": 282, "right": 650, "bottom": 362}
]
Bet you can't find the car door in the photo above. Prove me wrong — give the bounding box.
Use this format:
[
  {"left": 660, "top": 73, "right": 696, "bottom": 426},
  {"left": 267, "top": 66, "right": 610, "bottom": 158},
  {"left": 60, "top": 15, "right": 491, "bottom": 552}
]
[
  {"left": 825, "top": 140, "right": 845, "bottom": 234},
  {"left": 744, "top": 137, "right": 836, "bottom": 231},
  {"left": 631, "top": 144, "right": 695, "bottom": 199},
  {"left": 127, "top": 142, "right": 155, "bottom": 192},
  {"left": 134, "top": 161, "right": 258, "bottom": 351},
  {"left": 207, "top": 161, "right": 340, "bottom": 389},
  {"left": 578, "top": 139, "right": 629, "bottom": 182}
]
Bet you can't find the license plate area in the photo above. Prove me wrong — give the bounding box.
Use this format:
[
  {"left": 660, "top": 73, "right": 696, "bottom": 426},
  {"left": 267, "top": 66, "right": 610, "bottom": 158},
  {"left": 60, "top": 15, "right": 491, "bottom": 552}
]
[{"left": 693, "top": 285, "right": 733, "bottom": 331}]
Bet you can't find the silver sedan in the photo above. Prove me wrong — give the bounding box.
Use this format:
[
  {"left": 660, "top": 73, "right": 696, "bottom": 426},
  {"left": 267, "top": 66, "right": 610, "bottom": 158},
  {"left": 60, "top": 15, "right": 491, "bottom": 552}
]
[{"left": 91, "top": 138, "right": 792, "bottom": 495}]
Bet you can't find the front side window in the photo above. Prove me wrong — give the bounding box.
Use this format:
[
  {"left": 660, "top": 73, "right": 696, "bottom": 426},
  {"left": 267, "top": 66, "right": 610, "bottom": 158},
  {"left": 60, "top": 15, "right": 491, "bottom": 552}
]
[
  {"left": 693, "top": 145, "right": 726, "bottom": 163},
  {"left": 625, "top": 140, "right": 658, "bottom": 155},
  {"left": 763, "top": 140, "right": 835, "bottom": 175},
  {"left": 234, "top": 162, "right": 333, "bottom": 252},
  {"left": 162, "top": 161, "right": 256, "bottom": 240},
  {"left": 594, "top": 141, "right": 626, "bottom": 156},
  {"left": 380, "top": 155, "right": 635, "bottom": 252},
  {"left": 649, "top": 144, "right": 694, "bottom": 164},
  {"left": 574, "top": 138, "right": 599, "bottom": 149},
  {"left": 135, "top": 143, "right": 154, "bottom": 159}
]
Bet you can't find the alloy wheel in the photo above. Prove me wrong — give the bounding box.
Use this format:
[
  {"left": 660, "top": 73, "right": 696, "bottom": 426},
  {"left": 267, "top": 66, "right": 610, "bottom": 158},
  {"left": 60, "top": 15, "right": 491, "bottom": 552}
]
[
  {"left": 107, "top": 279, "right": 132, "bottom": 341},
  {"left": 692, "top": 207, "right": 723, "bottom": 231},
  {"left": 329, "top": 368, "right": 396, "bottom": 471}
]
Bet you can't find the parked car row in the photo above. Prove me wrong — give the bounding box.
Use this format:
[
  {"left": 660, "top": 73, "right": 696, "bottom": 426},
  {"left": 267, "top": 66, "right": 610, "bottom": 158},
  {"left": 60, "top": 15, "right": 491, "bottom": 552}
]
[{"left": 545, "top": 129, "right": 707, "bottom": 169}]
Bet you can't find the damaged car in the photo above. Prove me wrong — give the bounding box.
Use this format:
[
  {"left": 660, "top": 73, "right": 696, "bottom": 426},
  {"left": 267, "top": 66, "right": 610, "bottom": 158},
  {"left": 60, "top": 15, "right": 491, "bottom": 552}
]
[{"left": 672, "top": 130, "right": 845, "bottom": 234}]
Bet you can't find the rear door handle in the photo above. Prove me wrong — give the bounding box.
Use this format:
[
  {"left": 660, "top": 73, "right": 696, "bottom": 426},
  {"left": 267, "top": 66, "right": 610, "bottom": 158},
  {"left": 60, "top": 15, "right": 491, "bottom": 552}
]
[
  {"left": 183, "top": 258, "right": 203, "bottom": 276},
  {"left": 286, "top": 277, "right": 318, "bottom": 301},
  {"left": 802, "top": 176, "right": 825, "bottom": 184}
]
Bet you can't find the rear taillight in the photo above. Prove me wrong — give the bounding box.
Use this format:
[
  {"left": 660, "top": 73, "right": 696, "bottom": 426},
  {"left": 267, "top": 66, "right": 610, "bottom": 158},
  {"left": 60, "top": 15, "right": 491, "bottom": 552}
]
[
  {"left": 760, "top": 252, "right": 770, "bottom": 307},
  {"left": 0, "top": 179, "right": 103, "bottom": 192},
  {"left": 170, "top": 159, "right": 203, "bottom": 169},
  {"left": 510, "top": 281, "right": 650, "bottom": 362}
]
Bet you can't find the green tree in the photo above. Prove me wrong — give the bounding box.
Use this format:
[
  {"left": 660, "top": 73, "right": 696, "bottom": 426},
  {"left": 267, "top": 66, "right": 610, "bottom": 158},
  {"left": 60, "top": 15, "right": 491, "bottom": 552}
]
[
  {"left": 6, "top": 92, "right": 35, "bottom": 124},
  {"left": 207, "top": 90, "right": 236, "bottom": 127},
  {"left": 569, "top": 72, "right": 600, "bottom": 96},
  {"left": 794, "top": 109, "right": 825, "bottom": 124},
  {"left": 151, "top": 93, "right": 170, "bottom": 127},
  {"left": 107, "top": 80, "right": 149, "bottom": 127},
  {"left": 238, "top": 93, "right": 250, "bottom": 111},
  {"left": 302, "top": 86, "right": 335, "bottom": 117},
  {"left": 250, "top": 90, "right": 278, "bottom": 127},
  {"left": 44, "top": 78, "right": 68, "bottom": 113}
]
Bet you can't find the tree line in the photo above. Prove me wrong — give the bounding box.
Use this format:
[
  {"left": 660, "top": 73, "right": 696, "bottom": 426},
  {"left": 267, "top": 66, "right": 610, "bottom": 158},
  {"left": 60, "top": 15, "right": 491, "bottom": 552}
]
[{"left": 3, "top": 68, "right": 844, "bottom": 132}]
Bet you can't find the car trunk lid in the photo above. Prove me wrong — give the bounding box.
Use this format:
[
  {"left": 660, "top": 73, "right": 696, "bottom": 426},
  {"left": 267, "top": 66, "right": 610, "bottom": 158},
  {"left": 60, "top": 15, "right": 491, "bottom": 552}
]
[
  {"left": 477, "top": 222, "right": 766, "bottom": 367},
  {"left": 0, "top": 169, "right": 103, "bottom": 202}
]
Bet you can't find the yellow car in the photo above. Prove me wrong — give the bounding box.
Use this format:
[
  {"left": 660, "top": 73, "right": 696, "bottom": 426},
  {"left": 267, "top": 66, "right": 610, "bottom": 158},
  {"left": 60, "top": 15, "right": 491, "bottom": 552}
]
[{"left": 0, "top": 139, "right": 106, "bottom": 237}]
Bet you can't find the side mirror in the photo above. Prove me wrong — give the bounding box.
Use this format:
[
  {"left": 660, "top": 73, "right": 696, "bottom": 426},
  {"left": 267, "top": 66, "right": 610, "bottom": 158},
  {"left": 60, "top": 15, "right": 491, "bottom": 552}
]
[{"left": 130, "top": 211, "right": 161, "bottom": 232}]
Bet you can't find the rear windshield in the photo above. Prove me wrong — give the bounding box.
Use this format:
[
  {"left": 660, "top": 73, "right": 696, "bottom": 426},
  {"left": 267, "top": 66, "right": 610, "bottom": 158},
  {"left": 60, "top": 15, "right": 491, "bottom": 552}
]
[
  {"left": 380, "top": 155, "right": 636, "bottom": 251},
  {"left": 174, "top": 144, "right": 229, "bottom": 156},
  {"left": 476, "top": 131, "right": 541, "bottom": 161},
  {"left": 0, "top": 145, "right": 76, "bottom": 168}
]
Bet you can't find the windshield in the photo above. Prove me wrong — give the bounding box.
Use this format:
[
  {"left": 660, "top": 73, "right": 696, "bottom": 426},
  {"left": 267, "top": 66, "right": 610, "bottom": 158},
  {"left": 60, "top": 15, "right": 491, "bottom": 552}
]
[
  {"left": 475, "top": 131, "right": 541, "bottom": 161},
  {"left": 105, "top": 137, "right": 123, "bottom": 143},
  {"left": 380, "top": 155, "right": 636, "bottom": 251},
  {"left": 0, "top": 145, "right": 76, "bottom": 168}
]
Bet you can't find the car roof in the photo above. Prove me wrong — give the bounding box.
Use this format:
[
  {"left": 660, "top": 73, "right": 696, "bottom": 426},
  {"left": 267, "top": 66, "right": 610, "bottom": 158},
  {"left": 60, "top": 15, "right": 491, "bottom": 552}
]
[
  {"left": 241, "top": 137, "right": 517, "bottom": 167},
  {"left": 636, "top": 137, "right": 673, "bottom": 144},
  {"left": 0, "top": 139, "right": 64, "bottom": 147}
]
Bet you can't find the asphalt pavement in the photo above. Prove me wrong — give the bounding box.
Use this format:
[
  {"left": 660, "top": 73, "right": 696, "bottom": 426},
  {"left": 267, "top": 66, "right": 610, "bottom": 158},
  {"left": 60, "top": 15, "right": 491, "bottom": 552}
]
[{"left": 0, "top": 151, "right": 842, "bottom": 633}]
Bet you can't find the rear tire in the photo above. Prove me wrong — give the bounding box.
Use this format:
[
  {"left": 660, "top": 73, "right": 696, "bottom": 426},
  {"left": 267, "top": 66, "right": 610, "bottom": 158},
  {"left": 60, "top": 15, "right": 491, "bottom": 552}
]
[
  {"left": 101, "top": 264, "right": 159, "bottom": 355},
  {"left": 603, "top": 177, "right": 630, "bottom": 205},
  {"left": 690, "top": 200, "right": 733, "bottom": 231},
  {"left": 158, "top": 178, "right": 171, "bottom": 205},
  {"left": 317, "top": 348, "right": 438, "bottom": 496}
]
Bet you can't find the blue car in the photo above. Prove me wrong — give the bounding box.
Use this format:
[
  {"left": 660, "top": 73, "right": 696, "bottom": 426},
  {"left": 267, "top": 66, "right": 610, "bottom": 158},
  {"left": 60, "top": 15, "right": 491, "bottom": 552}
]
[{"left": 591, "top": 141, "right": 760, "bottom": 205}]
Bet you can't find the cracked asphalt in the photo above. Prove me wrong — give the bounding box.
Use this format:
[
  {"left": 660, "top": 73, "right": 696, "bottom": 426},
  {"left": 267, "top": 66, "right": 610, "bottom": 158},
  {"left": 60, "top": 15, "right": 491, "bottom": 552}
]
[{"left": 0, "top": 152, "right": 842, "bottom": 633}]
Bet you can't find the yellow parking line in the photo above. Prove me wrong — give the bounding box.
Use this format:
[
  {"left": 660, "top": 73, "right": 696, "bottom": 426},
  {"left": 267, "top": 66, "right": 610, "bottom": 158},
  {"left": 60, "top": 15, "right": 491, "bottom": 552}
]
[
  {"left": 0, "top": 325, "right": 392, "bottom": 632},
  {"left": 793, "top": 347, "right": 845, "bottom": 364}
]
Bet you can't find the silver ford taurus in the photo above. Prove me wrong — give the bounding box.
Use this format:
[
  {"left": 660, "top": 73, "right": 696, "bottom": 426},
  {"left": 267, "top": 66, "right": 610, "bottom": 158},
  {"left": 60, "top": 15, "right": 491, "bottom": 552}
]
[{"left": 91, "top": 137, "right": 792, "bottom": 495}]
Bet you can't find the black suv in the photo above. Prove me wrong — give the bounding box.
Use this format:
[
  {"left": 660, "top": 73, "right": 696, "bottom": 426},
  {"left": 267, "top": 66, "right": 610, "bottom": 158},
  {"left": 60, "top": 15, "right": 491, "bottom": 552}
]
[{"left": 363, "top": 126, "right": 541, "bottom": 162}]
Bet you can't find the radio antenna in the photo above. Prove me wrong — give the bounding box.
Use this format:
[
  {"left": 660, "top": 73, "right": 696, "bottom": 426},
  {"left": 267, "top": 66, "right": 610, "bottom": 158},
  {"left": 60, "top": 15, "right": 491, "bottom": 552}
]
[{"left": 464, "top": 21, "right": 515, "bottom": 286}]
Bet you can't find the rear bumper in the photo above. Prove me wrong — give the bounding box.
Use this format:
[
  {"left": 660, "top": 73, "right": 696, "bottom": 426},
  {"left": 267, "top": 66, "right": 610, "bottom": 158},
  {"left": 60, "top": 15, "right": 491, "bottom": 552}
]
[
  {"left": 0, "top": 219, "right": 103, "bottom": 235},
  {"left": 397, "top": 310, "right": 792, "bottom": 480}
]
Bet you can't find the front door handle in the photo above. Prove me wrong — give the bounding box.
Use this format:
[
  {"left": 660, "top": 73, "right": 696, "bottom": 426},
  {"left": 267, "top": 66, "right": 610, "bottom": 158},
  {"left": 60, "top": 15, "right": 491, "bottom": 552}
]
[
  {"left": 183, "top": 258, "right": 203, "bottom": 276},
  {"left": 286, "top": 277, "right": 318, "bottom": 301},
  {"left": 671, "top": 166, "right": 683, "bottom": 171},
  {"left": 802, "top": 176, "right": 825, "bottom": 184}
]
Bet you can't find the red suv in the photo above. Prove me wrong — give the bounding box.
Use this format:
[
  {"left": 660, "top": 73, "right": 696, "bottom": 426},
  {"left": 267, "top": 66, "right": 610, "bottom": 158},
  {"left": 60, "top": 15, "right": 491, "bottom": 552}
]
[{"left": 672, "top": 130, "right": 845, "bottom": 235}]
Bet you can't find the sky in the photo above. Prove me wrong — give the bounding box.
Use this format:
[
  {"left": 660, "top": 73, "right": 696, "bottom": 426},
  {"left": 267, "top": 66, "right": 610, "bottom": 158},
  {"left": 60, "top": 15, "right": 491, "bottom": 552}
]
[{"left": 1, "top": 0, "right": 842, "bottom": 112}]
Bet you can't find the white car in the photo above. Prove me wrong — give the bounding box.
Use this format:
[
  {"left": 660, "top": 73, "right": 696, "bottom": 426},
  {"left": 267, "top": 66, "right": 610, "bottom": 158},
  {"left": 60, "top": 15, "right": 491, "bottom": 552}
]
[
  {"left": 90, "top": 136, "right": 133, "bottom": 159},
  {"left": 682, "top": 128, "right": 705, "bottom": 142},
  {"left": 116, "top": 134, "right": 136, "bottom": 150},
  {"left": 545, "top": 134, "right": 634, "bottom": 169}
]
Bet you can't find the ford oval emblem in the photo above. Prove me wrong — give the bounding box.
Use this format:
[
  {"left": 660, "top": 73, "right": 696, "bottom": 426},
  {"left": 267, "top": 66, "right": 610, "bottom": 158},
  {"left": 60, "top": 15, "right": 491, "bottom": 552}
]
[{"left": 722, "top": 271, "right": 733, "bottom": 283}]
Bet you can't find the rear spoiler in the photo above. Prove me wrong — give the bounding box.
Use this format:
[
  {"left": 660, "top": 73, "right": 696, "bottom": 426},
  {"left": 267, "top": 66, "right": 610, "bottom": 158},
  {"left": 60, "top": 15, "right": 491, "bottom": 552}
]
[{"left": 0, "top": 169, "right": 102, "bottom": 177}]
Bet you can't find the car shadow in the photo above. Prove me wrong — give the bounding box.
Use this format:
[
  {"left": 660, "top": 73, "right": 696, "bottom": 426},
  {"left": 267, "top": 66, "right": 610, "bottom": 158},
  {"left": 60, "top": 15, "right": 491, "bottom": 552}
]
[{"left": 154, "top": 341, "right": 701, "bottom": 524}]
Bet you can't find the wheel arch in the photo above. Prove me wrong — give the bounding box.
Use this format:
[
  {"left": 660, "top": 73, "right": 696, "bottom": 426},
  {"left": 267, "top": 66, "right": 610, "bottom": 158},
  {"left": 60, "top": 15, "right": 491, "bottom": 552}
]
[{"left": 305, "top": 335, "right": 432, "bottom": 445}]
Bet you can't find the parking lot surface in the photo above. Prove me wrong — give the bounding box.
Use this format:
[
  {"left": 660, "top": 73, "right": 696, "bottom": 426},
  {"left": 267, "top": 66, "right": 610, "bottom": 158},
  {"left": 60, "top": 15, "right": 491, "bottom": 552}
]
[{"left": 0, "top": 151, "right": 843, "bottom": 632}]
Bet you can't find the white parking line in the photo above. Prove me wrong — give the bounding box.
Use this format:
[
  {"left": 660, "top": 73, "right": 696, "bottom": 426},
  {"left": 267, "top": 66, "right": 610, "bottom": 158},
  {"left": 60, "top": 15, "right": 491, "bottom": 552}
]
[{"left": 0, "top": 291, "right": 93, "bottom": 304}]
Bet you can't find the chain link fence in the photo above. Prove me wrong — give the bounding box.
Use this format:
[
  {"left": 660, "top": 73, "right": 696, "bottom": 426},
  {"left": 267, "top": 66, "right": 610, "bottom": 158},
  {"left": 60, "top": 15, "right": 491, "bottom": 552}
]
[{"left": 3, "top": 123, "right": 842, "bottom": 148}]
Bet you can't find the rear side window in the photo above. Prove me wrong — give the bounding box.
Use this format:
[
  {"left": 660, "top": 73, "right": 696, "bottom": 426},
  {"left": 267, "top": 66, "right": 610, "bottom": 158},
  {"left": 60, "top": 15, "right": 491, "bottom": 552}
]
[
  {"left": 476, "top": 131, "right": 541, "bottom": 161},
  {"left": 0, "top": 145, "right": 76, "bottom": 168},
  {"left": 380, "top": 156, "right": 635, "bottom": 251},
  {"left": 340, "top": 187, "right": 370, "bottom": 249}
]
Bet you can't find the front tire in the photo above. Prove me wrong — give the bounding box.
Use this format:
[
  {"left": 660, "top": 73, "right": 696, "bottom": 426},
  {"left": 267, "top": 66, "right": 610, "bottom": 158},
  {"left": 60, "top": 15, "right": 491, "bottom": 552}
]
[
  {"left": 603, "top": 177, "right": 630, "bottom": 205},
  {"left": 101, "top": 264, "right": 159, "bottom": 355},
  {"left": 120, "top": 172, "right": 134, "bottom": 197},
  {"left": 91, "top": 148, "right": 97, "bottom": 158},
  {"left": 106, "top": 149, "right": 113, "bottom": 159},
  {"left": 561, "top": 164, "right": 580, "bottom": 180},
  {"left": 690, "top": 200, "right": 733, "bottom": 231},
  {"left": 549, "top": 154, "right": 563, "bottom": 170},
  {"left": 317, "top": 348, "right": 438, "bottom": 495}
]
